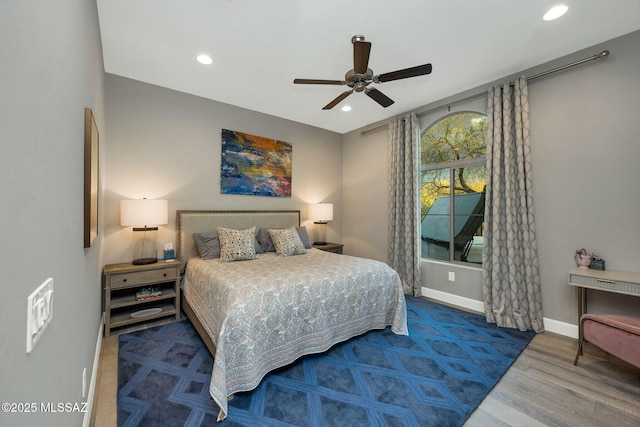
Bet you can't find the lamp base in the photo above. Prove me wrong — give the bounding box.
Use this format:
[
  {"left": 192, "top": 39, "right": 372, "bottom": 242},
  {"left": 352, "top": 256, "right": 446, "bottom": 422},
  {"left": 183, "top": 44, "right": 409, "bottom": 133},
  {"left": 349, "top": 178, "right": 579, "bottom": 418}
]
[
  {"left": 313, "top": 221, "right": 328, "bottom": 247},
  {"left": 131, "top": 227, "right": 158, "bottom": 266},
  {"left": 132, "top": 257, "right": 158, "bottom": 265}
]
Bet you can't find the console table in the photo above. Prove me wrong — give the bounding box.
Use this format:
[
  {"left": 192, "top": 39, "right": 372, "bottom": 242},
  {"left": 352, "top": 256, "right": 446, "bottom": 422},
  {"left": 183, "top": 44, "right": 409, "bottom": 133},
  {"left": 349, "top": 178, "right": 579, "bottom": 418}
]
[{"left": 568, "top": 267, "right": 640, "bottom": 345}]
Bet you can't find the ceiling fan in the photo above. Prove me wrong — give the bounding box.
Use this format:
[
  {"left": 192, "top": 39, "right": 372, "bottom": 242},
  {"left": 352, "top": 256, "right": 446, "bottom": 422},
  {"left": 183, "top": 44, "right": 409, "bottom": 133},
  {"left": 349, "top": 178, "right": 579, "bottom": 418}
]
[{"left": 293, "top": 35, "right": 432, "bottom": 110}]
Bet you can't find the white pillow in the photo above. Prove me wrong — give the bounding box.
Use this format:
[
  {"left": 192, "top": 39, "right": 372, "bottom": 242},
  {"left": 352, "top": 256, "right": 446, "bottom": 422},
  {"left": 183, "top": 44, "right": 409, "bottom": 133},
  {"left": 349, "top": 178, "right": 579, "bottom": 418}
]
[
  {"left": 217, "top": 226, "right": 257, "bottom": 262},
  {"left": 267, "top": 227, "right": 307, "bottom": 256}
]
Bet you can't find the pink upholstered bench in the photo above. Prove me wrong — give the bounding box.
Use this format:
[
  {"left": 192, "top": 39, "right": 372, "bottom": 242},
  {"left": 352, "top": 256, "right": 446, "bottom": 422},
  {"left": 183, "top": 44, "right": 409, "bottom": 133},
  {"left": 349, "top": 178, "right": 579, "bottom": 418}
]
[{"left": 574, "top": 314, "right": 640, "bottom": 368}]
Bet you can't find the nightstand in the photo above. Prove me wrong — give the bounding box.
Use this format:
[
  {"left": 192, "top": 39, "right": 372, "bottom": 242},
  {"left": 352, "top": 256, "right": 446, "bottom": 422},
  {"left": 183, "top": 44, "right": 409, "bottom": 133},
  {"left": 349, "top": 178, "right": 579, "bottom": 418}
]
[
  {"left": 103, "top": 260, "right": 181, "bottom": 336},
  {"left": 312, "top": 242, "right": 344, "bottom": 254}
]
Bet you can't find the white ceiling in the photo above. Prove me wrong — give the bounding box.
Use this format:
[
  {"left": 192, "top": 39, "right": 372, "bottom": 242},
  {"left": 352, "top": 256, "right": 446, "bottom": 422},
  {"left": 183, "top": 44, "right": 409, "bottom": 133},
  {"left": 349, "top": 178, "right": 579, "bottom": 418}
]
[{"left": 97, "top": 0, "right": 640, "bottom": 134}]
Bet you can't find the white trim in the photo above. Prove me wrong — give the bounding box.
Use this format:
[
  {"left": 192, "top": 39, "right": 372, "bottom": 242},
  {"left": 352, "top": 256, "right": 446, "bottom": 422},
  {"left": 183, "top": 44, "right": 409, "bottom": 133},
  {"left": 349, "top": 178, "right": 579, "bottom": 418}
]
[
  {"left": 543, "top": 317, "right": 578, "bottom": 339},
  {"left": 421, "top": 287, "right": 577, "bottom": 338},
  {"left": 421, "top": 287, "right": 484, "bottom": 313},
  {"left": 83, "top": 313, "right": 104, "bottom": 427}
]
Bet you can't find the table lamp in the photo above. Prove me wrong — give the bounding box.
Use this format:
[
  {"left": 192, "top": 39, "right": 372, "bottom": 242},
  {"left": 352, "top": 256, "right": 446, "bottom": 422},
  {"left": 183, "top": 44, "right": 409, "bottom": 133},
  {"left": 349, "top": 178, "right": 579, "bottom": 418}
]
[
  {"left": 120, "top": 199, "right": 168, "bottom": 264},
  {"left": 308, "top": 203, "right": 333, "bottom": 245}
]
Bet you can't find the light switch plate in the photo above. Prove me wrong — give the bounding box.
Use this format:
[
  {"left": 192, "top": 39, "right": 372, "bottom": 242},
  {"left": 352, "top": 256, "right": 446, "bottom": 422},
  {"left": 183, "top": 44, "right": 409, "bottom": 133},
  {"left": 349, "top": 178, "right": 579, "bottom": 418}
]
[{"left": 26, "top": 278, "right": 53, "bottom": 354}]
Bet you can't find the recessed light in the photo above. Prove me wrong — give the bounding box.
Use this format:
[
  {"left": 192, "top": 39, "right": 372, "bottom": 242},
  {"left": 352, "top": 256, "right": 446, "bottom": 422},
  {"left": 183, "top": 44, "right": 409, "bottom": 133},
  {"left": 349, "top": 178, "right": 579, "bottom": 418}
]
[
  {"left": 341, "top": 105, "right": 352, "bottom": 112},
  {"left": 196, "top": 54, "right": 213, "bottom": 65},
  {"left": 543, "top": 5, "right": 568, "bottom": 21}
]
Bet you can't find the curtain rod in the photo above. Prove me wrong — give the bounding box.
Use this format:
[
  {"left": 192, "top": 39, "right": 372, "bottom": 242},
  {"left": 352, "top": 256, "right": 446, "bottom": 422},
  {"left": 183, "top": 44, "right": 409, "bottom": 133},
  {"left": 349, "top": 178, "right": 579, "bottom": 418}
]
[{"left": 360, "top": 49, "right": 610, "bottom": 136}]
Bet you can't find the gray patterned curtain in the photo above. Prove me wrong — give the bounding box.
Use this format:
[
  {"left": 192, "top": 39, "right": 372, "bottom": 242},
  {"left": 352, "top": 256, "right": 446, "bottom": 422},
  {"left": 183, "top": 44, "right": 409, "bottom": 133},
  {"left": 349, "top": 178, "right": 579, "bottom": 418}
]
[
  {"left": 483, "top": 77, "right": 544, "bottom": 332},
  {"left": 388, "top": 113, "right": 421, "bottom": 296}
]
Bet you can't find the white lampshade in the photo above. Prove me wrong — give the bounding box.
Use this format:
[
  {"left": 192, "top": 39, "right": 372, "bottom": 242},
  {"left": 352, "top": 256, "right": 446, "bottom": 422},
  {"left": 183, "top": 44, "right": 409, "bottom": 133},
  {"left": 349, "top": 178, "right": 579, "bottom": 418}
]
[
  {"left": 308, "top": 203, "right": 333, "bottom": 222},
  {"left": 120, "top": 199, "right": 168, "bottom": 227}
]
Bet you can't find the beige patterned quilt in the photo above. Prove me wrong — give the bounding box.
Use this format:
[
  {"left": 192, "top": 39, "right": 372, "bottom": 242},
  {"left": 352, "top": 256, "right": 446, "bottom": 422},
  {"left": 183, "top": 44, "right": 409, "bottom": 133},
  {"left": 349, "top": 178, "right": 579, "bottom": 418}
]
[{"left": 182, "top": 248, "right": 408, "bottom": 420}]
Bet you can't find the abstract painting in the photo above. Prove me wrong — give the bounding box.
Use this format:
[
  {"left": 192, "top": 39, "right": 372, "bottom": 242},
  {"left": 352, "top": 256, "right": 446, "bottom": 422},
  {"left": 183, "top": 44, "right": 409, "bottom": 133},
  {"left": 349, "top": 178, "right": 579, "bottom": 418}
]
[{"left": 220, "top": 129, "right": 292, "bottom": 197}]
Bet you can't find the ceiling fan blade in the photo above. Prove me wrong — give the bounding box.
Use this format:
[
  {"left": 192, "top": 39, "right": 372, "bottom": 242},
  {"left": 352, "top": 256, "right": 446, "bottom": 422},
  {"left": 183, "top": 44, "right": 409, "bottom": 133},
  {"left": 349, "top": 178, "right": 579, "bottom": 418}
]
[
  {"left": 376, "top": 63, "right": 432, "bottom": 83},
  {"left": 353, "top": 41, "right": 372, "bottom": 74},
  {"left": 294, "top": 78, "right": 345, "bottom": 85},
  {"left": 365, "top": 88, "right": 394, "bottom": 108},
  {"left": 322, "top": 90, "right": 353, "bottom": 110}
]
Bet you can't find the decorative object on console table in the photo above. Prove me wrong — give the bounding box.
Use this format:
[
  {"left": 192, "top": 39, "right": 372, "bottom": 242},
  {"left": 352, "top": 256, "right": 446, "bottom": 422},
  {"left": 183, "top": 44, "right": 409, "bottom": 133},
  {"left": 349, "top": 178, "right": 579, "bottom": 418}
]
[
  {"left": 313, "top": 242, "right": 343, "bottom": 254},
  {"left": 308, "top": 203, "right": 333, "bottom": 245},
  {"left": 120, "top": 198, "right": 168, "bottom": 264},
  {"left": 574, "top": 248, "right": 592, "bottom": 268},
  {"left": 103, "top": 260, "right": 181, "bottom": 337},
  {"left": 590, "top": 253, "right": 606, "bottom": 270}
]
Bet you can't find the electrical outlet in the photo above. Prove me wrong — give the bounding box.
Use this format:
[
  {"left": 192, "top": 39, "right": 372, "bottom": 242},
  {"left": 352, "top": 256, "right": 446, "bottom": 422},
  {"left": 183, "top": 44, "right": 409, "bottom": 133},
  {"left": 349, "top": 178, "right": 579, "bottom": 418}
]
[
  {"left": 26, "top": 278, "right": 54, "bottom": 354},
  {"left": 448, "top": 272, "right": 455, "bottom": 282}
]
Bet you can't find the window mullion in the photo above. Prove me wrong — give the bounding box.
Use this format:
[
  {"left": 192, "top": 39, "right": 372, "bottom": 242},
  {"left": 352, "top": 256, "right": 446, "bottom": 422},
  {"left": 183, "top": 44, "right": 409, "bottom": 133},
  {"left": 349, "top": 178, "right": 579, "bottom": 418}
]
[{"left": 449, "top": 168, "right": 455, "bottom": 262}]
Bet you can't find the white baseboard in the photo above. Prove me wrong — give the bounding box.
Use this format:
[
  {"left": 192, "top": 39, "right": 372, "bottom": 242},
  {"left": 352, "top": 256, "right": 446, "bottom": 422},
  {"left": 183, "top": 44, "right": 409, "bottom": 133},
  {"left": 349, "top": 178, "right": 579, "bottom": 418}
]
[
  {"left": 542, "top": 317, "right": 578, "bottom": 339},
  {"left": 83, "top": 313, "right": 104, "bottom": 427},
  {"left": 421, "top": 287, "right": 485, "bottom": 313},
  {"left": 421, "top": 287, "right": 577, "bottom": 339}
]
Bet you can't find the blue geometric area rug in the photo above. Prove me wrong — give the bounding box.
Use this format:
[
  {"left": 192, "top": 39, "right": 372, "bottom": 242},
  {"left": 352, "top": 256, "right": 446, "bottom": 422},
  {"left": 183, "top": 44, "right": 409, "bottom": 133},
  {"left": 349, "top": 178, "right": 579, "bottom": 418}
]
[{"left": 117, "top": 296, "right": 535, "bottom": 426}]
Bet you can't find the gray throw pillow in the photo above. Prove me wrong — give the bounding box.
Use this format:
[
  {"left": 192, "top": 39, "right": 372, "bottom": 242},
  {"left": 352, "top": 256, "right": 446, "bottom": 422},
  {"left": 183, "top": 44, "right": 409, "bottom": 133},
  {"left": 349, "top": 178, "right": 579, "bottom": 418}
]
[
  {"left": 257, "top": 227, "right": 276, "bottom": 252},
  {"left": 193, "top": 231, "right": 220, "bottom": 259},
  {"left": 296, "top": 226, "right": 312, "bottom": 249}
]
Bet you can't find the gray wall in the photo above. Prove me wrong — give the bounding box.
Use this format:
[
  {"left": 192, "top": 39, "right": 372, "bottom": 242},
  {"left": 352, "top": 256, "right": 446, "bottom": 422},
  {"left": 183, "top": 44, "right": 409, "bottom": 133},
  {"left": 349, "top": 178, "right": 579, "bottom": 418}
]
[
  {"left": 0, "top": 1, "right": 105, "bottom": 426},
  {"left": 343, "top": 30, "right": 640, "bottom": 331},
  {"left": 103, "top": 75, "right": 343, "bottom": 265}
]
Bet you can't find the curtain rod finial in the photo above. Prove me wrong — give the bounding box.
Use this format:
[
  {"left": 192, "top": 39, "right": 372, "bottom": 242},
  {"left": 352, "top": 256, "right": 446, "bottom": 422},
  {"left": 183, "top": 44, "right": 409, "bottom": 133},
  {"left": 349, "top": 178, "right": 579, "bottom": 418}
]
[{"left": 598, "top": 50, "right": 610, "bottom": 59}]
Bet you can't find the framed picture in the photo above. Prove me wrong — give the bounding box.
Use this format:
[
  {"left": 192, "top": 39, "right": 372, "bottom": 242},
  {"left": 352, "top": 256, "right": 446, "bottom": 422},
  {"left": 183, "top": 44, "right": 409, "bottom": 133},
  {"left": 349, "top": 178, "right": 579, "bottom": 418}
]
[
  {"left": 220, "top": 129, "right": 292, "bottom": 197},
  {"left": 84, "top": 108, "right": 99, "bottom": 248}
]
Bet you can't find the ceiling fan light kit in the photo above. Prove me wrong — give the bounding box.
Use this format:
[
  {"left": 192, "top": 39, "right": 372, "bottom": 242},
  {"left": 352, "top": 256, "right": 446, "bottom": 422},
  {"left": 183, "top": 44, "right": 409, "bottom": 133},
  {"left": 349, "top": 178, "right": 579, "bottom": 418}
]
[{"left": 293, "top": 35, "right": 432, "bottom": 110}]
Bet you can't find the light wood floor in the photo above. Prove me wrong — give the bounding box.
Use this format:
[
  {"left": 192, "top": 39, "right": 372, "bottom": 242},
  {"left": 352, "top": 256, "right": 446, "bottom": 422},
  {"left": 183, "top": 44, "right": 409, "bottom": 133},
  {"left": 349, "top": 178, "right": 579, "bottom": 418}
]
[{"left": 90, "top": 326, "right": 640, "bottom": 427}]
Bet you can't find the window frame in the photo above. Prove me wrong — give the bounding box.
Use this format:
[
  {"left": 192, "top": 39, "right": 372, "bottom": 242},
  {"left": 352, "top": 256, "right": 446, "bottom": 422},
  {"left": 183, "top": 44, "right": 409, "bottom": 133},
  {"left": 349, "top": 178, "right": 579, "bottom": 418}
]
[{"left": 419, "top": 111, "right": 487, "bottom": 266}]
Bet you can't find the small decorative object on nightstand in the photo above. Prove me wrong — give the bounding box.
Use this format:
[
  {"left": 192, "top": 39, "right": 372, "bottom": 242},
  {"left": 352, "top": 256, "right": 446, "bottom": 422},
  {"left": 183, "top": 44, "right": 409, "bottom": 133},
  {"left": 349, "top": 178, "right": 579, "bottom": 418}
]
[
  {"left": 103, "top": 260, "right": 181, "bottom": 336},
  {"left": 313, "top": 242, "right": 344, "bottom": 254}
]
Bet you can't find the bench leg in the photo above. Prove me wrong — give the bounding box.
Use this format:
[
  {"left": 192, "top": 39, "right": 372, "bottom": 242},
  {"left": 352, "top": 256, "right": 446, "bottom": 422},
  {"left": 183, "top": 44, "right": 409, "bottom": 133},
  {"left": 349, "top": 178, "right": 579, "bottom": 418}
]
[{"left": 574, "top": 338, "right": 584, "bottom": 365}]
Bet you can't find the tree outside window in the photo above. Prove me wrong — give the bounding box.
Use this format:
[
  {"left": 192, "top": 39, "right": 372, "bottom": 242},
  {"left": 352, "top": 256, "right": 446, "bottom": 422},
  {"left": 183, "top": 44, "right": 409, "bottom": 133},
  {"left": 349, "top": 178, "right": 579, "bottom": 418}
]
[{"left": 420, "top": 112, "right": 487, "bottom": 264}]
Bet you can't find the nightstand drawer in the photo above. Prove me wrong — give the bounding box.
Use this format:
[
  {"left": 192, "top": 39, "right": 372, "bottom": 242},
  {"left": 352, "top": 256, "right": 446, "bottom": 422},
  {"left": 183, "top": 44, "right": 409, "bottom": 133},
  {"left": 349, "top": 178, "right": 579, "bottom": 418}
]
[{"left": 109, "top": 267, "right": 177, "bottom": 289}]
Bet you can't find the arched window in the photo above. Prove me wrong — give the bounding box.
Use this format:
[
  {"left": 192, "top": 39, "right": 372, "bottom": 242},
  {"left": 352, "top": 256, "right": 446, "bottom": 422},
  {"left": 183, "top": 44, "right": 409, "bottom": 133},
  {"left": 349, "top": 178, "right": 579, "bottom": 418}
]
[{"left": 420, "top": 112, "right": 487, "bottom": 264}]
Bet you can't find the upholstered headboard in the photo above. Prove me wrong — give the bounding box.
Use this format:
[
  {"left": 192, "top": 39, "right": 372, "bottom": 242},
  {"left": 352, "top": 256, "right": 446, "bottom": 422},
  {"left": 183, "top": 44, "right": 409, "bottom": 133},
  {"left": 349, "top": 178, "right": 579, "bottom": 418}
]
[{"left": 176, "top": 210, "right": 300, "bottom": 272}]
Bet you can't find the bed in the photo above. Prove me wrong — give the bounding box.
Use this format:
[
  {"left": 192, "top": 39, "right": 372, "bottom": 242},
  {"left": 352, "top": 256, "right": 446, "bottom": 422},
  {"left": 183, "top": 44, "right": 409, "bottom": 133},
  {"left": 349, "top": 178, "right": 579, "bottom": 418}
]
[{"left": 177, "top": 210, "right": 408, "bottom": 421}]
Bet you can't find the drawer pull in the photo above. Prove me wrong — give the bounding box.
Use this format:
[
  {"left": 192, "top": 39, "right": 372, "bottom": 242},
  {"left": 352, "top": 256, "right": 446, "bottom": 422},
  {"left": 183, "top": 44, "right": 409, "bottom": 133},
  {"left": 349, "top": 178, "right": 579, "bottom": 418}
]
[
  {"left": 163, "top": 273, "right": 167, "bottom": 277},
  {"left": 597, "top": 279, "right": 616, "bottom": 284},
  {"left": 123, "top": 279, "right": 127, "bottom": 282}
]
